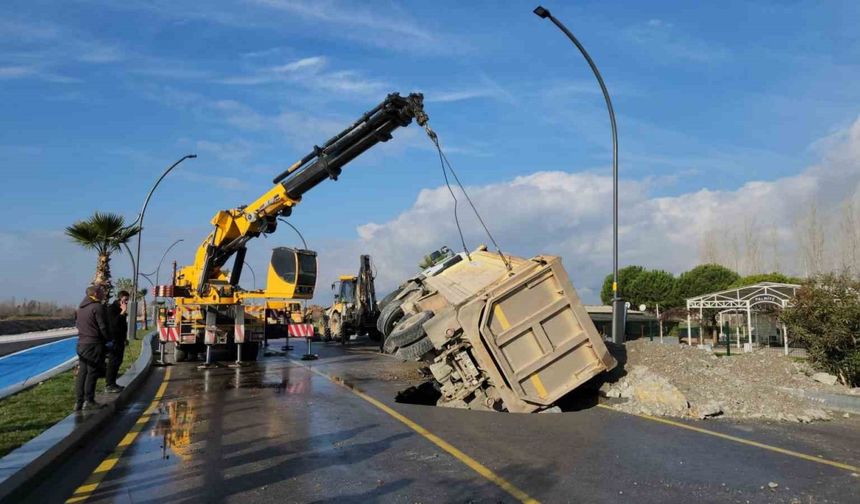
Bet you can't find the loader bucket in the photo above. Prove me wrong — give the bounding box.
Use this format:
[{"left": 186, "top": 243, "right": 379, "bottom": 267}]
[{"left": 266, "top": 247, "right": 318, "bottom": 299}]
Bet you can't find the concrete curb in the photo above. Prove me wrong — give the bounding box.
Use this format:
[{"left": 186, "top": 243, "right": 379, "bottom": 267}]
[
  {"left": 0, "top": 332, "right": 156, "bottom": 503},
  {"left": 778, "top": 386, "right": 860, "bottom": 415},
  {"left": 0, "top": 328, "right": 76, "bottom": 344}
]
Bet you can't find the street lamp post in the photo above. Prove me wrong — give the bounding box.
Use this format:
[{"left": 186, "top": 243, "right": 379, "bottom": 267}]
[
  {"left": 154, "top": 238, "right": 185, "bottom": 289},
  {"left": 243, "top": 261, "right": 257, "bottom": 290},
  {"left": 533, "top": 5, "right": 625, "bottom": 344},
  {"left": 278, "top": 218, "right": 309, "bottom": 249},
  {"left": 127, "top": 154, "right": 196, "bottom": 342}
]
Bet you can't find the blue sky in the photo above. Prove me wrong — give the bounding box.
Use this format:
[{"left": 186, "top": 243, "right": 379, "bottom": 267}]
[{"left": 2, "top": 0, "right": 859, "bottom": 305}]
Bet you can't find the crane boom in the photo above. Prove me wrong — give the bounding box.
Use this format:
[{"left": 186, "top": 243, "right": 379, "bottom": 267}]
[{"left": 173, "top": 92, "right": 428, "bottom": 302}]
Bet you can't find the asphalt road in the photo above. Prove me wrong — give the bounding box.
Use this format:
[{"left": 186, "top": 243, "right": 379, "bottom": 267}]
[{"left": 20, "top": 340, "right": 860, "bottom": 504}]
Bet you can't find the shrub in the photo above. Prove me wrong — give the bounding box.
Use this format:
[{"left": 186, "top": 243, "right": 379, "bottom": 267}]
[{"left": 780, "top": 273, "right": 860, "bottom": 386}]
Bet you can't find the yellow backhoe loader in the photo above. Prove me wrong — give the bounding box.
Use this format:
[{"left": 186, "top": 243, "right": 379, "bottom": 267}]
[{"left": 323, "top": 255, "right": 380, "bottom": 343}]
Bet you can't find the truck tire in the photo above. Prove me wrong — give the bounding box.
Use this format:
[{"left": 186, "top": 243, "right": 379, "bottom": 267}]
[
  {"left": 174, "top": 344, "right": 188, "bottom": 363},
  {"left": 383, "top": 311, "right": 433, "bottom": 354},
  {"left": 329, "top": 312, "right": 346, "bottom": 344},
  {"left": 377, "top": 299, "right": 405, "bottom": 338},
  {"left": 377, "top": 288, "right": 402, "bottom": 312},
  {"left": 394, "top": 336, "right": 435, "bottom": 361}
]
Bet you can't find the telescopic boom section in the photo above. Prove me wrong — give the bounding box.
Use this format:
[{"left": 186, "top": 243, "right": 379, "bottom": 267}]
[{"left": 179, "top": 92, "right": 428, "bottom": 298}]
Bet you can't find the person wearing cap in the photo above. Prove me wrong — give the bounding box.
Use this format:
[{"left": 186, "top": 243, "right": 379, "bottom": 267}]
[{"left": 74, "top": 284, "right": 110, "bottom": 411}]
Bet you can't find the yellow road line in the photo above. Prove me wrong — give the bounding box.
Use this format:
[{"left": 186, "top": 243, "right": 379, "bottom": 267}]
[
  {"left": 66, "top": 367, "right": 172, "bottom": 504},
  {"left": 296, "top": 361, "right": 540, "bottom": 504},
  {"left": 596, "top": 404, "right": 860, "bottom": 473}
]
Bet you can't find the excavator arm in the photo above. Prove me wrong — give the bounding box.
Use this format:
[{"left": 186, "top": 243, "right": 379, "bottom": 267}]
[{"left": 175, "top": 92, "right": 428, "bottom": 300}]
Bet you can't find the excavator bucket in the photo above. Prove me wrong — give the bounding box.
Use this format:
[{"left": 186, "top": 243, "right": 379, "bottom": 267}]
[{"left": 266, "top": 247, "right": 318, "bottom": 299}]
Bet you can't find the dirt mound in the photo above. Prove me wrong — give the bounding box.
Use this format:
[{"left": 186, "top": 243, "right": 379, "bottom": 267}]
[
  {"left": 601, "top": 339, "right": 848, "bottom": 422},
  {"left": 0, "top": 318, "right": 74, "bottom": 336}
]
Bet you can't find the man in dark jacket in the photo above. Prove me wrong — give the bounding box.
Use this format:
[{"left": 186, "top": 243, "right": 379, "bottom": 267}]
[
  {"left": 105, "top": 290, "right": 129, "bottom": 393},
  {"left": 75, "top": 284, "right": 109, "bottom": 411}
]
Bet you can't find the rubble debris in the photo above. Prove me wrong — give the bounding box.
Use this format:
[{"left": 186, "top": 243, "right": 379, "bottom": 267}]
[
  {"left": 812, "top": 372, "right": 838, "bottom": 386},
  {"left": 600, "top": 339, "right": 849, "bottom": 422}
]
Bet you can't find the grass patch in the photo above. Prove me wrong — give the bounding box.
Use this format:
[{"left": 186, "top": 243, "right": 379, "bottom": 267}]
[{"left": 0, "top": 330, "right": 150, "bottom": 457}]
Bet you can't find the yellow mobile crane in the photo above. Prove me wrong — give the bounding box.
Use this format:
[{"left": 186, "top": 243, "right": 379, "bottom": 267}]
[{"left": 156, "top": 93, "right": 429, "bottom": 364}]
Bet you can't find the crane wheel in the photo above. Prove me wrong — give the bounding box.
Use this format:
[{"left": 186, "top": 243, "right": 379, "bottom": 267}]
[
  {"left": 383, "top": 311, "right": 433, "bottom": 354},
  {"left": 394, "top": 336, "right": 435, "bottom": 361}
]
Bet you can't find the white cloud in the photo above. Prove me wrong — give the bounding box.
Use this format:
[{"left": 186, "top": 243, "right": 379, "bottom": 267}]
[
  {"left": 194, "top": 139, "right": 256, "bottom": 162},
  {"left": 626, "top": 18, "right": 729, "bottom": 63},
  {"left": 0, "top": 65, "right": 36, "bottom": 79},
  {"left": 250, "top": 0, "right": 436, "bottom": 42},
  {"left": 0, "top": 17, "right": 124, "bottom": 82},
  {"left": 317, "top": 115, "right": 860, "bottom": 302},
  {"left": 215, "top": 55, "right": 388, "bottom": 95}
]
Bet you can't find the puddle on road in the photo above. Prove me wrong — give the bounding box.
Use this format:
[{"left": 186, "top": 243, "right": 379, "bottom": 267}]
[
  {"left": 224, "top": 366, "right": 312, "bottom": 395},
  {"left": 152, "top": 400, "right": 196, "bottom": 461}
]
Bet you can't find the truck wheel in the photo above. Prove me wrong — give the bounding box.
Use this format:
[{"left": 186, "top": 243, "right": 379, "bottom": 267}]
[
  {"left": 322, "top": 320, "right": 332, "bottom": 342},
  {"left": 394, "top": 336, "right": 435, "bottom": 361},
  {"left": 377, "top": 299, "right": 405, "bottom": 338},
  {"left": 330, "top": 312, "right": 346, "bottom": 343},
  {"left": 377, "top": 288, "right": 401, "bottom": 312},
  {"left": 174, "top": 344, "right": 188, "bottom": 363},
  {"left": 383, "top": 311, "right": 433, "bottom": 354}
]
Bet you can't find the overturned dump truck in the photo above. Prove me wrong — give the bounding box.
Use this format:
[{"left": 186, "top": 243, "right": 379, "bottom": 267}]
[{"left": 379, "top": 246, "right": 617, "bottom": 413}]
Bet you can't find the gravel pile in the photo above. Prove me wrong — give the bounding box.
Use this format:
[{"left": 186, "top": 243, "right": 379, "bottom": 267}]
[{"left": 601, "top": 339, "right": 850, "bottom": 422}]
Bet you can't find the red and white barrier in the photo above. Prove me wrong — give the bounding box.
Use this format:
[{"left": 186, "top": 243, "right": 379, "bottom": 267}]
[{"left": 287, "top": 323, "right": 315, "bottom": 338}]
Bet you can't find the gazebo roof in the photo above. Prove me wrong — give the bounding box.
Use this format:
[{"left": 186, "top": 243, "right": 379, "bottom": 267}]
[{"left": 686, "top": 282, "right": 801, "bottom": 309}]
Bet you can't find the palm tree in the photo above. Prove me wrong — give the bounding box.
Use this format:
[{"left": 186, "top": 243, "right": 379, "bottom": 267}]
[{"left": 65, "top": 212, "right": 140, "bottom": 294}]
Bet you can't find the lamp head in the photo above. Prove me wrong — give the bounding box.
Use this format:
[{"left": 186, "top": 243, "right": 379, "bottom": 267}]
[{"left": 533, "top": 6, "right": 551, "bottom": 19}]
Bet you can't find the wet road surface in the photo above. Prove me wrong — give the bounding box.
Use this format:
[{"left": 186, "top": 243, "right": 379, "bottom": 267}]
[{"left": 23, "top": 340, "right": 860, "bottom": 503}]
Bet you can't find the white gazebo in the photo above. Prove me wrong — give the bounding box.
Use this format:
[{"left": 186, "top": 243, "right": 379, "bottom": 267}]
[{"left": 685, "top": 282, "right": 800, "bottom": 355}]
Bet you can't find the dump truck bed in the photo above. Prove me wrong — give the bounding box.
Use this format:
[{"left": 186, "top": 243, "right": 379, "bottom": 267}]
[{"left": 421, "top": 252, "right": 616, "bottom": 413}]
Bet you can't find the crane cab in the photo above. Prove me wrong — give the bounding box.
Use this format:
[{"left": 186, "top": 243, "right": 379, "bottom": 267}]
[{"left": 266, "top": 247, "right": 317, "bottom": 299}]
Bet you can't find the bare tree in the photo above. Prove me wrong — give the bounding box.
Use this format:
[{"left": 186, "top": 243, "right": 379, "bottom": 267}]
[
  {"left": 699, "top": 226, "right": 721, "bottom": 265},
  {"left": 743, "top": 216, "right": 761, "bottom": 274},
  {"left": 797, "top": 201, "right": 826, "bottom": 276},
  {"left": 729, "top": 228, "right": 741, "bottom": 273},
  {"left": 766, "top": 221, "right": 782, "bottom": 272},
  {"left": 839, "top": 199, "right": 859, "bottom": 272}
]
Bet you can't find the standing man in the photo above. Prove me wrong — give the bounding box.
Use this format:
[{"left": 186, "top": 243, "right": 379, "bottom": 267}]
[
  {"left": 105, "top": 290, "right": 129, "bottom": 393},
  {"left": 75, "top": 285, "right": 109, "bottom": 411}
]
